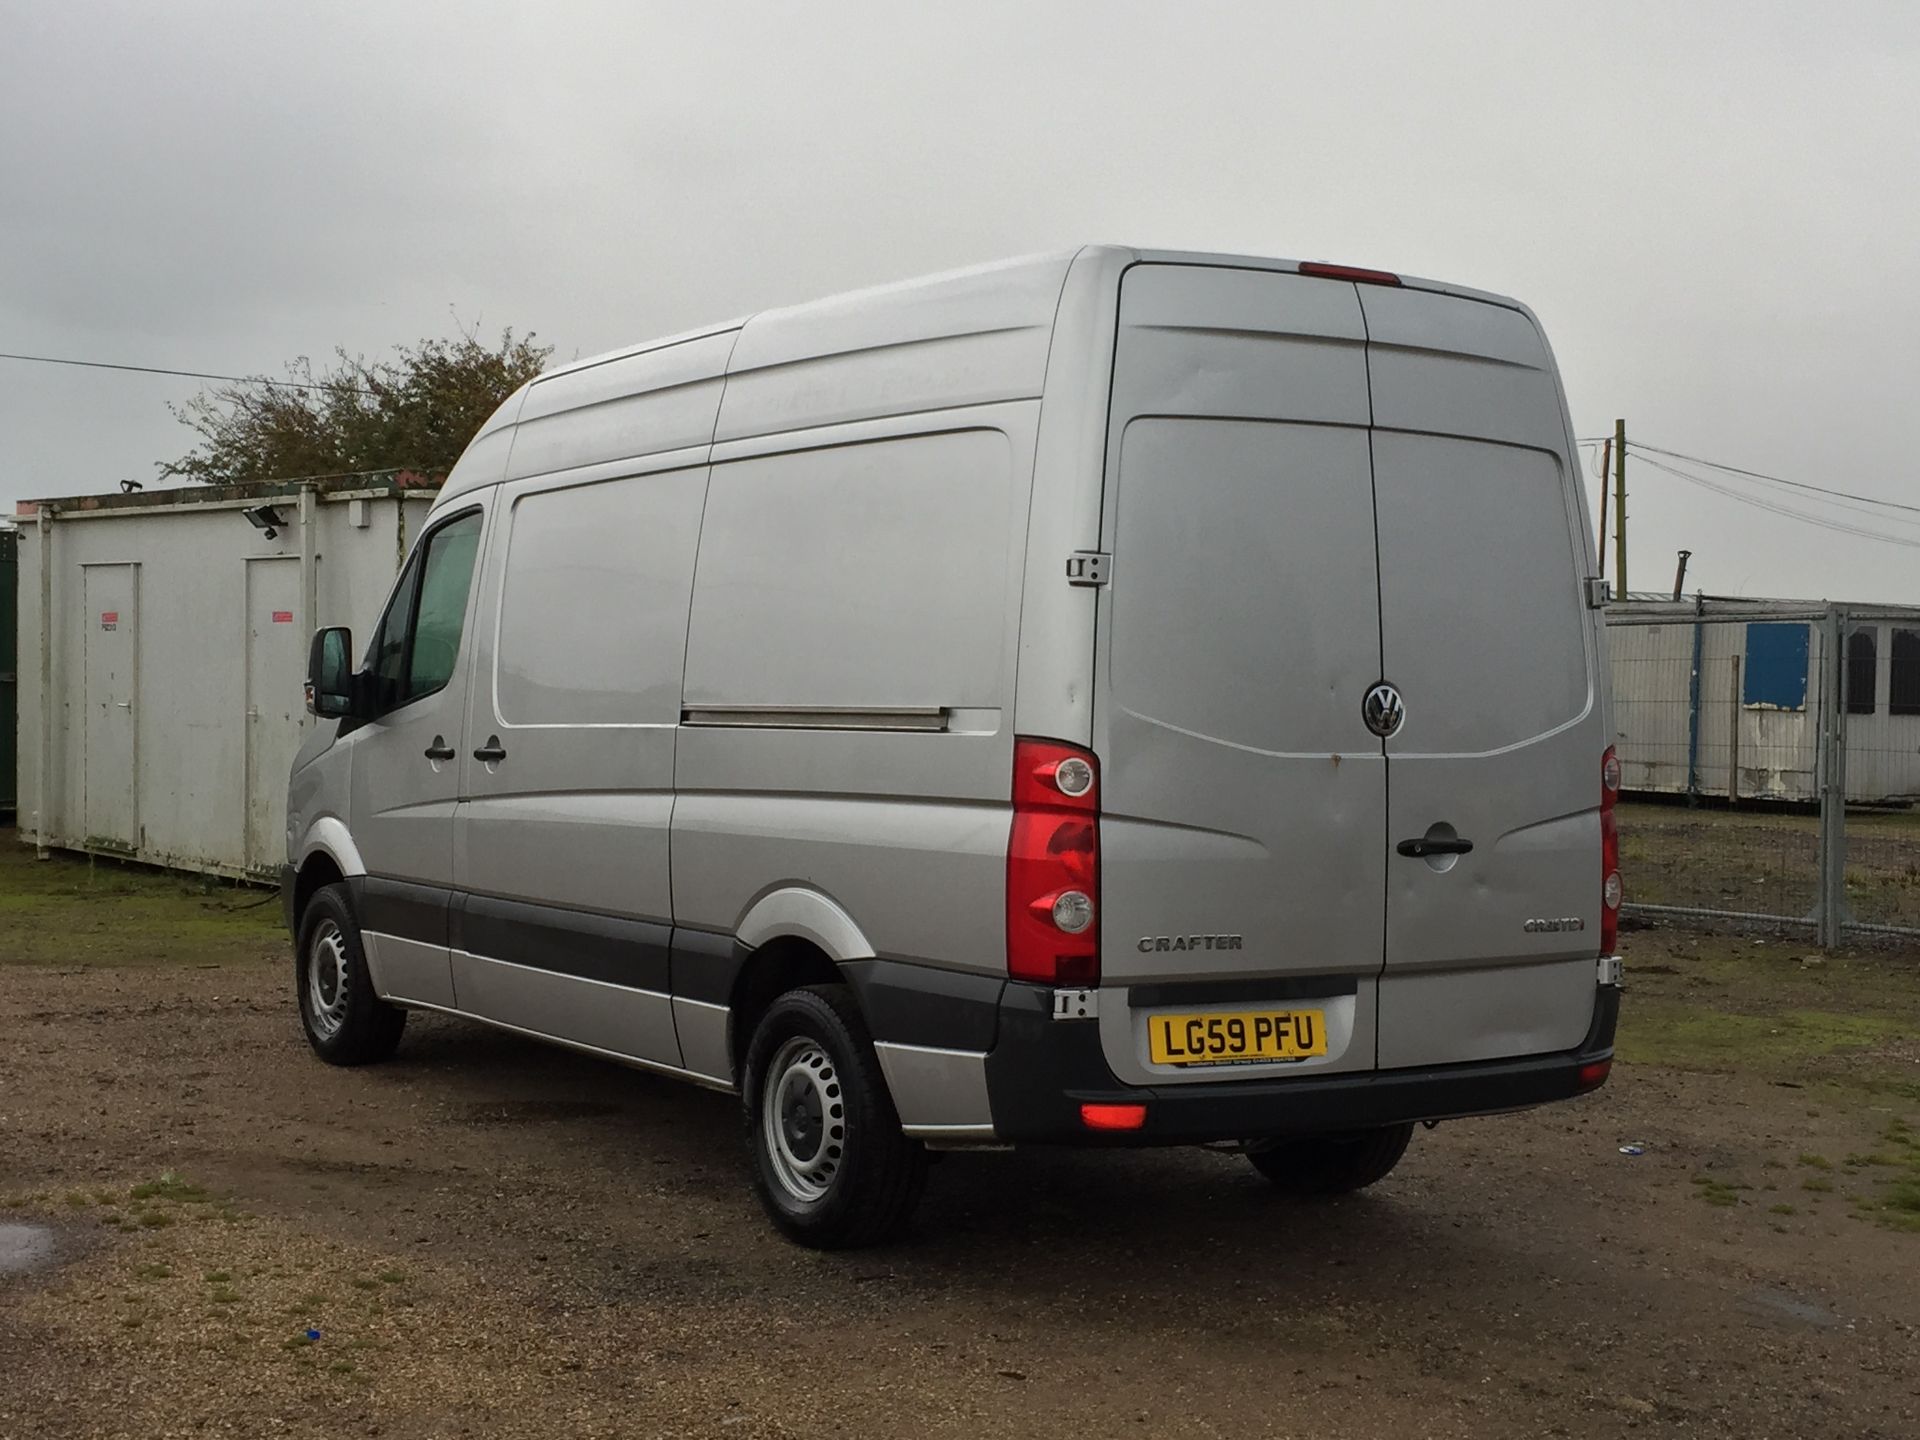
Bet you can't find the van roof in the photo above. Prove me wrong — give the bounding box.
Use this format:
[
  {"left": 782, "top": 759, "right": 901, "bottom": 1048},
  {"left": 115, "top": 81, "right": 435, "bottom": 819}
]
[{"left": 436, "top": 246, "right": 1533, "bottom": 507}]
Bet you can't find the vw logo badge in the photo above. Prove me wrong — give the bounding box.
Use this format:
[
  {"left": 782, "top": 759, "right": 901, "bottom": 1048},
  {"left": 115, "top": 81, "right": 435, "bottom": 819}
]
[{"left": 1362, "top": 682, "right": 1405, "bottom": 739}]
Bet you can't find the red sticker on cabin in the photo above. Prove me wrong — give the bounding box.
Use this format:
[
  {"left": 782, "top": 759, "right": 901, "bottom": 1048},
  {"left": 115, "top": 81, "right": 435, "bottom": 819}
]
[
  {"left": 100, "top": 611, "right": 118, "bottom": 629},
  {"left": 272, "top": 611, "right": 294, "bottom": 624}
]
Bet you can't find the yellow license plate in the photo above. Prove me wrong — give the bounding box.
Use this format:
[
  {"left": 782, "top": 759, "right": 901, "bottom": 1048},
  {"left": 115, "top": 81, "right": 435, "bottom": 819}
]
[{"left": 1147, "top": 1009, "right": 1328, "bottom": 1067}]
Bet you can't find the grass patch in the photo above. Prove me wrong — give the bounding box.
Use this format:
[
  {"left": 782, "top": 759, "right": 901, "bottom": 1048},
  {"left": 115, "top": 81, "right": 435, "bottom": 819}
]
[
  {"left": 134, "top": 1262, "right": 173, "bottom": 1281},
  {"left": 0, "top": 837, "right": 282, "bottom": 968},
  {"left": 377, "top": 1269, "right": 405, "bottom": 1285},
  {"left": 135, "top": 1210, "right": 174, "bottom": 1229},
  {"left": 1798, "top": 1153, "right": 1833, "bottom": 1170},
  {"left": 1769, "top": 1203, "right": 1797, "bottom": 1216},
  {"left": 1802, "top": 1177, "right": 1836, "bottom": 1193},
  {"left": 130, "top": 1173, "right": 210, "bottom": 1204},
  {"left": 204, "top": 1269, "right": 232, "bottom": 1283},
  {"left": 209, "top": 1287, "right": 241, "bottom": 1305},
  {"left": 1692, "top": 1175, "right": 1747, "bottom": 1207}
]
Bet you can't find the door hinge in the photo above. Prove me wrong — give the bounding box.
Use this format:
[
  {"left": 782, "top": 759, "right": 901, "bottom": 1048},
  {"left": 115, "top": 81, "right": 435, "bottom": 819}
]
[
  {"left": 1066, "top": 551, "right": 1110, "bottom": 587},
  {"left": 1585, "top": 576, "right": 1612, "bottom": 609}
]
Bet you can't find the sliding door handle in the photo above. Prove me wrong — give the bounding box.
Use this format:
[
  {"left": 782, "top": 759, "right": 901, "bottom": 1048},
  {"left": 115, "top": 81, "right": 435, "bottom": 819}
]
[{"left": 473, "top": 736, "right": 507, "bottom": 763}]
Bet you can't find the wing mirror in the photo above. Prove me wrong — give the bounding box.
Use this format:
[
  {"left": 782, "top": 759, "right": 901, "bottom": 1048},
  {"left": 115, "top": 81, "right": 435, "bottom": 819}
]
[{"left": 305, "top": 627, "right": 366, "bottom": 719}]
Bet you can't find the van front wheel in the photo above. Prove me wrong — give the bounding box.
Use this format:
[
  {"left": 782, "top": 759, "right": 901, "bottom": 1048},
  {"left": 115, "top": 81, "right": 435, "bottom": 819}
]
[
  {"left": 1245, "top": 1123, "right": 1413, "bottom": 1196},
  {"left": 295, "top": 883, "right": 406, "bottom": 1066},
  {"left": 742, "top": 984, "right": 927, "bottom": 1249}
]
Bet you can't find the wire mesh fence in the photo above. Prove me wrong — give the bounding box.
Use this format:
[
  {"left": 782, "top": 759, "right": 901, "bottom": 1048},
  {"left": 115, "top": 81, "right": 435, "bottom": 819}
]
[{"left": 1607, "top": 600, "right": 1920, "bottom": 941}]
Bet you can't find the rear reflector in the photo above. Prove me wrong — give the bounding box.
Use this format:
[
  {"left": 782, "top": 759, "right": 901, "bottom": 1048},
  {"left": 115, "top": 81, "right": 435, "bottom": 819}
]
[
  {"left": 1080, "top": 1103, "right": 1147, "bottom": 1132},
  {"left": 1298, "top": 261, "right": 1403, "bottom": 287},
  {"left": 1576, "top": 1059, "right": 1612, "bottom": 1092}
]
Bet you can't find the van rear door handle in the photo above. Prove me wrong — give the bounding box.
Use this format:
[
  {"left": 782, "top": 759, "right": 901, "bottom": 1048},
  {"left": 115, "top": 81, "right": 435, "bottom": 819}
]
[
  {"left": 473, "top": 737, "right": 507, "bottom": 763},
  {"left": 424, "top": 737, "right": 456, "bottom": 761},
  {"left": 1397, "top": 837, "right": 1473, "bottom": 858}
]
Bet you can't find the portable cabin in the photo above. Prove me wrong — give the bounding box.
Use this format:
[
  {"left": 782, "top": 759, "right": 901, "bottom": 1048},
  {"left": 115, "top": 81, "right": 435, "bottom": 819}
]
[
  {"left": 1606, "top": 595, "right": 1920, "bottom": 804},
  {"left": 14, "top": 475, "right": 437, "bottom": 876}
]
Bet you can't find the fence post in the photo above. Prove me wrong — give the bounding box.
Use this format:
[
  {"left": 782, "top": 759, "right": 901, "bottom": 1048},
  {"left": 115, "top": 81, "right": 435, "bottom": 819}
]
[
  {"left": 1816, "top": 607, "right": 1849, "bottom": 947},
  {"left": 1728, "top": 654, "right": 1741, "bottom": 806}
]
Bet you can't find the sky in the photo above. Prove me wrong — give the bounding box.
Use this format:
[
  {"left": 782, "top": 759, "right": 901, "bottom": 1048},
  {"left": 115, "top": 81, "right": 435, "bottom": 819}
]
[{"left": 3, "top": 0, "right": 1918, "bottom": 601}]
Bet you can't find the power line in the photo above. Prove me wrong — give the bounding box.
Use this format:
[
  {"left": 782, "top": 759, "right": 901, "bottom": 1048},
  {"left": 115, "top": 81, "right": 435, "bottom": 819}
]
[
  {"left": 0, "top": 350, "right": 375, "bottom": 396},
  {"left": 1632, "top": 454, "right": 1920, "bottom": 550},
  {"left": 1631, "top": 440, "right": 1920, "bottom": 517}
]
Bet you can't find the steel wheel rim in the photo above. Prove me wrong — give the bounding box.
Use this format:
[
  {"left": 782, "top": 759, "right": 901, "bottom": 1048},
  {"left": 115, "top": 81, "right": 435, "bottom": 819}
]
[
  {"left": 761, "top": 1035, "right": 846, "bottom": 1204},
  {"left": 306, "top": 919, "right": 350, "bottom": 1039}
]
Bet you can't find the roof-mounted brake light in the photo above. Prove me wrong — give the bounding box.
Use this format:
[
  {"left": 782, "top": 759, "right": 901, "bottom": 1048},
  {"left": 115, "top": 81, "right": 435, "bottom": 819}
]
[{"left": 1298, "top": 262, "right": 1403, "bottom": 287}]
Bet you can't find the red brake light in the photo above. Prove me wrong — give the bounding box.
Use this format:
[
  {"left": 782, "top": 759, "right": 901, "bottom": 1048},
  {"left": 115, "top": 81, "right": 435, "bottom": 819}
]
[
  {"left": 1080, "top": 1103, "right": 1146, "bottom": 1131},
  {"left": 1600, "top": 746, "right": 1621, "bottom": 956},
  {"left": 1576, "top": 1058, "right": 1612, "bottom": 1092},
  {"left": 1298, "top": 261, "right": 1403, "bottom": 287},
  {"left": 1008, "top": 737, "right": 1100, "bottom": 985}
]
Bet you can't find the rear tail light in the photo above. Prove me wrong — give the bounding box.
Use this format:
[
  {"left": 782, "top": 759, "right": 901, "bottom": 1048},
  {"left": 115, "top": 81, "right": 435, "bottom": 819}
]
[
  {"left": 1576, "top": 1058, "right": 1612, "bottom": 1092},
  {"left": 1600, "top": 746, "right": 1622, "bottom": 955},
  {"left": 1298, "top": 261, "right": 1403, "bottom": 287},
  {"left": 1080, "top": 1103, "right": 1146, "bottom": 1131},
  {"left": 1007, "top": 737, "right": 1100, "bottom": 985}
]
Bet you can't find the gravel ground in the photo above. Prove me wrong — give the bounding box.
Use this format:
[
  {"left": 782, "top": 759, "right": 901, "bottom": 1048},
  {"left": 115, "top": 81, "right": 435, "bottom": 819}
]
[{"left": 2, "top": 928, "right": 1918, "bottom": 1438}]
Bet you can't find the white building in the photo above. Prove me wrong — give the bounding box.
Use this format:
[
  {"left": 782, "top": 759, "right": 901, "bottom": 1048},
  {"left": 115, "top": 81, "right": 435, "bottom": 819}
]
[
  {"left": 15, "top": 476, "right": 435, "bottom": 876},
  {"left": 1607, "top": 595, "right": 1920, "bottom": 804}
]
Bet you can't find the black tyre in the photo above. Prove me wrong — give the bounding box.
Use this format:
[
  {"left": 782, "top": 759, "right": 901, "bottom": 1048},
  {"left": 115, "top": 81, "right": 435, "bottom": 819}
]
[
  {"left": 295, "top": 882, "right": 406, "bottom": 1066},
  {"left": 742, "top": 984, "right": 927, "bottom": 1249},
  {"left": 1246, "top": 1123, "right": 1414, "bottom": 1197}
]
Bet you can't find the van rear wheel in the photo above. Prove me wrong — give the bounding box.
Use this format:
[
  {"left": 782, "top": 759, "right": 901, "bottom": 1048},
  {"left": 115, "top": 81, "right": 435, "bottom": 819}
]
[
  {"left": 295, "top": 883, "right": 406, "bottom": 1066},
  {"left": 1245, "top": 1123, "right": 1413, "bottom": 1197},
  {"left": 742, "top": 984, "right": 927, "bottom": 1249}
]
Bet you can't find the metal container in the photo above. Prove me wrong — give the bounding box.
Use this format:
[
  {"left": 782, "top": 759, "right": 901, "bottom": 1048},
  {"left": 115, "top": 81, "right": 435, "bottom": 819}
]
[
  {"left": 15, "top": 477, "right": 435, "bottom": 877},
  {"left": 1, "top": 527, "right": 16, "bottom": 816}
]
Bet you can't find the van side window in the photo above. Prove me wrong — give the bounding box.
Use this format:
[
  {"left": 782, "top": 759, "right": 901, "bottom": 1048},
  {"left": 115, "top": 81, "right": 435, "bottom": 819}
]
[
  {"left": 1846, "top": 627, "right": 1877, "bottom": 715},
  {"left": 404, "top": 512, "right": 484, "bottom": 701},
  {"left": 365, "top": 554, "right": 422, "bottom": 711},
  {"left": 362, "top": 510, "right": 484, "bottom": 713},
  {"left": 1891, "top": 628, "right": 1920, "bottom": 716}
]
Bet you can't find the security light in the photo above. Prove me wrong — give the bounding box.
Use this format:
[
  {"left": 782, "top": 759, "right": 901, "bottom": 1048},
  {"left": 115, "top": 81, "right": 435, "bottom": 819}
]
[{"left": 243, "top": 503, "right": 288, "bottom": 540}]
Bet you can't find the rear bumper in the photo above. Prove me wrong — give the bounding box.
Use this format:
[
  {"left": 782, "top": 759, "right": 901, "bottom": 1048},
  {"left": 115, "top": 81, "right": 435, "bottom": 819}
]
[{"left": 981, "top": 981, "right": 1619, "bottom": 1146}]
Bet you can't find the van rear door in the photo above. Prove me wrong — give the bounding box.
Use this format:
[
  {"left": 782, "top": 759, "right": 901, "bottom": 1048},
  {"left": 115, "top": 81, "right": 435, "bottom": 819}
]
[
  {"left": 1094, "top": 264, "right": 1386, "bottom": 1082},
  {"left": 1357, "top": 285, "right": 1604, "bottom": 1068}
]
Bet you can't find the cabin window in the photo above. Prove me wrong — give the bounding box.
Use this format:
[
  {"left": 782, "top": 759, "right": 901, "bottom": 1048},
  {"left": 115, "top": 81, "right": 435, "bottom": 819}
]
[
  {"left": 1891, "top": 629, "right": 1920, "bottom": 716},
  {"left": 1846, "top": 627, "right": 1878, "bottom": 715},
  {"left": 1741, "top": 622, "right": 1809, "bottom": 710}
]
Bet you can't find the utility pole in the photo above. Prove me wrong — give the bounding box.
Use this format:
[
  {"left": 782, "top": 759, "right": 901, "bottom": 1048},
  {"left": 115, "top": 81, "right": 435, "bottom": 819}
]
[
  {"left": 1613, "top": 418, "right": 1628, "bottom": 596},
  {"left": 1596, "top": 437, "right": 1611, "bottom": 577}
]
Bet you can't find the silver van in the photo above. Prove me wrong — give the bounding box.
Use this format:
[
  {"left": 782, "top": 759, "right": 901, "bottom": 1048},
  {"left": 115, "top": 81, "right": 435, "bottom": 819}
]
[{"left": 284, "top": 247, "right": 1622, "bottom": 1248}]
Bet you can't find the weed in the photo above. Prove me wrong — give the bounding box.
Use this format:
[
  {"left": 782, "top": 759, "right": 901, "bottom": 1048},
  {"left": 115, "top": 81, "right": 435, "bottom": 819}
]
[
  {"left": 64, "top": 1191, "right": 90, "bottom": 1208},
  {"left": 134, "top": 1262, "right": 172, "bottom": 1281},
  {"left": 1803, "top": 1177, "right": 1836, "bottom": 1193},
  {"left": 210, "top": 1288, "right": 241, "bottom": 1305},
  {"left": 130, "top": 1173, "right": 209, "bottom": 1204},
  {"left": 203, "top": 1270, "right": 232, "bottom": 1284},
  {"left": 1798, "top": 1153, "right": 1833, "bottom": 1170},
  {"left": 1692, "top": 1175, "right": 1745, "bottom": 1207},
  {"left": 136, "top": 1211, "right": 174, "bottom": 1229},
  {"left": 329, "top": 1361, "right": 356, "bottom": 1376},
  {"left": 1769, "top": 1203, "right": 1797, "bottom": 1216},
  {"left": 377, "top": 1269, "right": 405, "bottom": 1285},
  {"left": 1844, "top": 1153, "right": 1896, "bottom": 1169},
  {"left": 351, "top": 1277, "right": 380, "bottom": 1291}
]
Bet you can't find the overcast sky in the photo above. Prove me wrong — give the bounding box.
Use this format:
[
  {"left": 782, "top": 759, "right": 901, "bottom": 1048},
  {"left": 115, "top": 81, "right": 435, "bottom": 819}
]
[{"left": 4, "top": 1, "right": 1917, "bottom": 600}]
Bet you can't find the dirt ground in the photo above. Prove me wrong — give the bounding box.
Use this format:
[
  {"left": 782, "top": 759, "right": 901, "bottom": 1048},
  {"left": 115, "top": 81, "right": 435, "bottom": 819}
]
[{"left": 4, "top": 838, "right": 1920, "bottom": 1439}]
